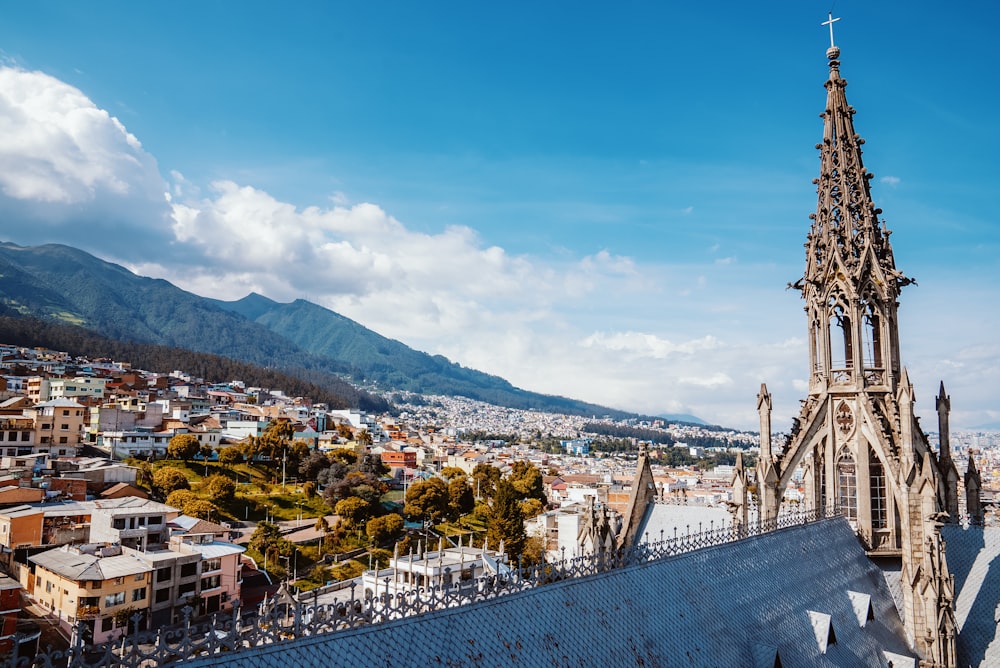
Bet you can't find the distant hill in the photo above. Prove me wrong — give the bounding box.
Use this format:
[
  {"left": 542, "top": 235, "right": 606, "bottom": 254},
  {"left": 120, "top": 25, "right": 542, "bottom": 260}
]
[
  {"left": 0, "top": 311, "right": 383, "bottom": 411},
  {"left": 0, "top": 241, "right": 636, "bottom": 419},
  {"left": 658, "top": 413, "right": 707, "bottom": 425}
]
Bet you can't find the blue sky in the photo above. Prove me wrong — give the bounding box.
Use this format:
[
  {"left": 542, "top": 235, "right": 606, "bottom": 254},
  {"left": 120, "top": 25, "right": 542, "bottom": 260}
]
[{"left": 0, "top": 1, "right": 996, "bottom": 430}]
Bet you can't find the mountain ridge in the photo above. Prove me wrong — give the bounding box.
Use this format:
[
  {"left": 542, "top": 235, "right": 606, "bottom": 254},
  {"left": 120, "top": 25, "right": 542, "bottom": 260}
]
[{"left": 0, "top": 241, "right": 686, "bottom": 423}]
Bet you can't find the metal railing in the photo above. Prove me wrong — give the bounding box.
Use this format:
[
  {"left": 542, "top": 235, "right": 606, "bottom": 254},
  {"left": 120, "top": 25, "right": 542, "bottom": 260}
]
[{"left": 2, "top": 506, "right": 840, "bottom": 668}]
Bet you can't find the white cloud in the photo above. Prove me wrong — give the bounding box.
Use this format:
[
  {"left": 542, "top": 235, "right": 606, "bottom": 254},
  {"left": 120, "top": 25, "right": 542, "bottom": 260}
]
[
  {"left": 0, "top": 65, "right": 996, "bottom": 432},
  {"left": 880, "top": 175, "right": 901, "bottom": 186},
  {"left": 0, "top": 66, "right": 172, "bottom": 252}
]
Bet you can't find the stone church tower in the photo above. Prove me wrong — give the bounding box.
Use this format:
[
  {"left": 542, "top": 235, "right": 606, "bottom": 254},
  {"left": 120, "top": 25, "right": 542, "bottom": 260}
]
[{"left": 740, "top": 24, "right": 977, "bottom": 667}]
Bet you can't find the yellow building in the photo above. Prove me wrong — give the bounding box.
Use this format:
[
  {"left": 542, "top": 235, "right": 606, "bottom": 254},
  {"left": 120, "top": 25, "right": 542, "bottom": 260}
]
[{"left": 24, "top": 544, "right": 152, "bottom": 644}]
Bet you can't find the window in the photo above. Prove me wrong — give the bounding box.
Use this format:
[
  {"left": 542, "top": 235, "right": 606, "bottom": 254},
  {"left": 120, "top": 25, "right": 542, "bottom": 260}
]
[
  {"left": 59, "top": 437, "right": 68, "bottom": 444},
  {"left": 20, "top": 432, "right": 29, "bottom": 441},
  {"left": 45, "top": 581, "right": 52, "bottom": 593},
  {"left": 871, "top": 454, "right": 887, "bottom": 530},
  {"left": 41, "top": 423, "right": 51, "bottom": 430},
  {"left": 156, "top": 567, "right": 172, "bottom": 583},
  {"left": 113, "top": 519, "right": 126, "bottom": 530},
  {"left": 861, "top": 303, "right": 883, "bottom": 368},
  {"left": 202, "top": 558, "right": 222, "bottom": 572},
  {"left": 114, "top": 577, "right": 124, "bottom": 585},
  {"left": 62, "top": 410, "right": 70, "bottom": 416},
  {"left": 104, "top": 591, "right": 125, "bottom": 607},
  {"left": 178, "top": 582, "right": 196, "bottom": 596},
  {"left": 132, "top": 588, "right": 146, "bottom": 602},
  {"left": 91, "top": 581, "right": 102, "bottom": 590},
  {"left": 101, "top": 617, "right": 113, "bottom": 632},
  {"left": 134, "top": 573, "right": 145, "bottom": 582},
  {"left": 838, "top": 452, "right": 857, "bottom": 522},
  {"left": 180, "top": 563, "right": 197, "bottom": 578},
  {"left": 828, "top": 299, "right": 853, "bottom": 370},
  {"left": 155, "top": 588, "right": 170, "bottom": 604},
  {"left": 201, "top": 575, "right": 221, "bottom": 590},
  {"left": 60, "top": 424, "right": 69, "bottom": 431}
]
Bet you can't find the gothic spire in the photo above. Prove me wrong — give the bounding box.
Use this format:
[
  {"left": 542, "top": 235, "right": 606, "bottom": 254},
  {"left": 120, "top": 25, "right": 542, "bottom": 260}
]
[{"left": 802, "top": 42, "right": 908, "bottom": 295}]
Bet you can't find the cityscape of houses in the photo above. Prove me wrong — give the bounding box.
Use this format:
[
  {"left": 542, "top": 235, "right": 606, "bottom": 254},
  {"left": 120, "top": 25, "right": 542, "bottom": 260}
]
[{"left": 0, "top": 341, "right": 996, "bottom": 658}]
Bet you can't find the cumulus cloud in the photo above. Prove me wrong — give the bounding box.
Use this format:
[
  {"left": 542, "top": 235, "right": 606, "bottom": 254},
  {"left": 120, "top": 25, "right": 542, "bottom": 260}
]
[
  {"left": 581, "top": 332, "right": 719, "bottom": 360},
  {"left": 3, "top": 65, "right": 993, "bottom": 431},
  {"left": 0, "top": 66, "right": 172, "bottom": 253}
]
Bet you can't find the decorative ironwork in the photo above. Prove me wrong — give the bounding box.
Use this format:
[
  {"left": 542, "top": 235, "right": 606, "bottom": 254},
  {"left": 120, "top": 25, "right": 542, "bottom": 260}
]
[{"left": 3, "top": 508, "right": 841, "bottom": 668}]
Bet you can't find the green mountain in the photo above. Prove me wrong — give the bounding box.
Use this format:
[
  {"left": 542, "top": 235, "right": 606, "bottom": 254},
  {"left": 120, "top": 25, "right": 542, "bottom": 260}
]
[{"left": 0, "top": 241, "right": 636, "bottom": 418}]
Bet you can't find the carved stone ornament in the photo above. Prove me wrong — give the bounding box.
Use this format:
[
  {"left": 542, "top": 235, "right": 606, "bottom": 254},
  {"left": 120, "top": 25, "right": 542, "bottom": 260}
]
[{"left": 835, "top": 401, "right": 855, "bottom": 435}]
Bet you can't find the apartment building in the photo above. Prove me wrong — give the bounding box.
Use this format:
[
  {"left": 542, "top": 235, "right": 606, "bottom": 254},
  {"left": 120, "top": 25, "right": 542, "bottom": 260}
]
[
  {"left": 25, "top": 543, "right": 152, "bottom": 644},
  {"left": 24, "top": 398, "right": 86, "bottom": 456}
]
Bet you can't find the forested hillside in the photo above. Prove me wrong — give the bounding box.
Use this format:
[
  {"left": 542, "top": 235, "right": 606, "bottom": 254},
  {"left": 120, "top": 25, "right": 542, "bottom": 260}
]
[{"left": 0, "top": 312, "right": 389, "bottom": 411}]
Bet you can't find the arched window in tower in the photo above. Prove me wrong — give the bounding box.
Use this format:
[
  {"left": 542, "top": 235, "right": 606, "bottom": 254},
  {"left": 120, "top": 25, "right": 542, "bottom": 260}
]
[
  {"left": 811, "top": 317, "right": 822, "bottom": 374},
  {"left": 837, "top": 451, "right": 857, "bottom": 522},
  {"left": 870, "top": 449, "right": 887, "bottom": 530},
  {"left": 861, "top": 301, "right": 883, "bottom": 369},
  {"left": 828, "top": 296, "right": 853, "bottom": 370}
]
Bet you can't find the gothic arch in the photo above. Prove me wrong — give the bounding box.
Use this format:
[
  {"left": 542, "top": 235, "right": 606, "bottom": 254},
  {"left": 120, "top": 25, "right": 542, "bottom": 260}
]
[
  {"left": 836, "top": 449, "right": 858, "bottom": 522},
  {"left": 827, "top": 292, "right": 853, "bottom": 371}
]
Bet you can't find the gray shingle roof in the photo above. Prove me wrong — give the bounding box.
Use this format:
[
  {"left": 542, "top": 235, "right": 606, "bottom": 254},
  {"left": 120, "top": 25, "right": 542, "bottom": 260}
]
[
  {"left": 184, "top": 517, "right": 914, "bottom": 668},
  {"left": 941, "top": 524, "right": 1000, "bottom": 667},
  {"left": 29, "top": 547, "right": 151, "bottom": 581}
]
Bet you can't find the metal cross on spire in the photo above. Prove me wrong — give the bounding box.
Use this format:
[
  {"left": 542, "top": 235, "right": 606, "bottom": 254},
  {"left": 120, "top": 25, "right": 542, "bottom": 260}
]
[{"left": 822, "top": 12, "right": 841, "bottom": 48}]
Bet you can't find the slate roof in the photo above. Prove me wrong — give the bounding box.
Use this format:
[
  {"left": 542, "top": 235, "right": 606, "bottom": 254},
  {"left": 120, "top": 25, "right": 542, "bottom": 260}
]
[
  {"left": 29, "top": 547, "right": 151, "bottom": 581},
  {"left": 184, "top": 517, "right": 915, "bottom": 668},
  {"left": 636, "top": 501, "right": 731, "bottom": 544},
  {"left": 941, "top": 523, "right": 1000, "bottom": 667}
]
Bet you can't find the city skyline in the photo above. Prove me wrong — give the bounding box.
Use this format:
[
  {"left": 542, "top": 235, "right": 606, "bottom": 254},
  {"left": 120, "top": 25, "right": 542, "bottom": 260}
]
[{"left": 0, "top": 2, "right": 996, "bottom": 430}]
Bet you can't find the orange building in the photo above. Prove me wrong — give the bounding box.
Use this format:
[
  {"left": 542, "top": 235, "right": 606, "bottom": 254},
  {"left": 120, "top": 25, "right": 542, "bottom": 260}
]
[{"left": 380, "top": 450, "right": 417, "bottom": 469}]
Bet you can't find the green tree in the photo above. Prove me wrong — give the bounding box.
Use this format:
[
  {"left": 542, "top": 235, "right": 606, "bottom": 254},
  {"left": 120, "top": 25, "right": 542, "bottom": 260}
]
[
  {"left": 522, "top": 535, "right": 545, "bottom": 567},
  {"left": 366, "top": 513, "right": 404, "bottom": 544},
  {"left": 217, "top": 446, "right": 244, "bottom": 465},
  {"left": 471, "top": 463, "right": 501, "bottom": 501},
  {"left": 440, "top": 466, "right": 467, "bottom": 480},
  {"left": 245, "top": 420, "right": 295, "bottom": 461},
  {"left": 335, "top": 496, "right": 370, "bottom": 529},
  {"left": 330, "top": 448, "right": 358, "bottom": 466},
  {"left": 508, "top": 461, "right": 546, "bottom": 503},
  {"left": 248, "top": 521, "right": 294, "bottom": 567},
  {"left": 447, "top": 476, "right": 475, "bottom": 521},
  {"left": 486, "top": 479, "right": 526, "bottom": 561},
  {"left": 299, "top": 451, "right": 332, "bottom": 482},
  {"left": 519, "top": 497, "right": 544, "bottom": 519},
  {"left": 183, "top": 499, "right": 219, "bottom": 521},
  {"left": 404, "top": 477, "right": 449, "bottom": 523},
  {"left": 166, "top": 489, "right": 198, "bottom": 509},
  {"left": 167, "top": 434, "right": 200, "bottom": 461},
  {"left": 153, "top": 466, "right": 190, "bottom": 496},
  {"left": 204, "top": 474, "right": 236, "bottom": 502}
]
